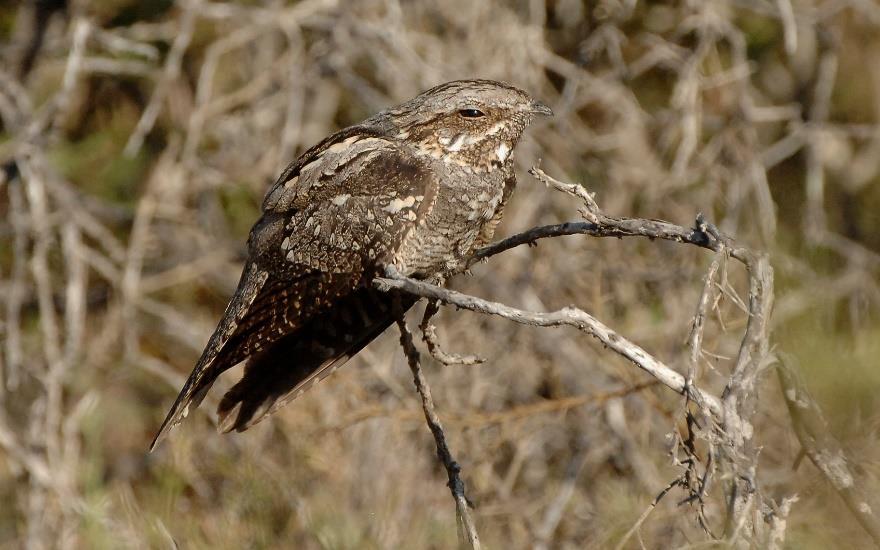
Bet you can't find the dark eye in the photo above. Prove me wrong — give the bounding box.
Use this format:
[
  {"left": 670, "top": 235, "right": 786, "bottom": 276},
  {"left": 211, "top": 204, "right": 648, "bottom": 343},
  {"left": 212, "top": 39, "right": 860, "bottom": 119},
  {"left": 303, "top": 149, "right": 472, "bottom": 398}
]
[{"left": 458, "top": 109, "right": 485, "bottom": 118}]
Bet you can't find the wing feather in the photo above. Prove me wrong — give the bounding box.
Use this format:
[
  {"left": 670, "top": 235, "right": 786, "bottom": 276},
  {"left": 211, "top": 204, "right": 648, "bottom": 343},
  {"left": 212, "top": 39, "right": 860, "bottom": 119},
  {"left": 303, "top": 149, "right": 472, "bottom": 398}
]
[
  {"left": 216, "top": 288, "right": 417, "bottom": 432},
  {"left": 152, "top": 134, "right": 437, "bottom": 448},
  {"left": 150, "top": 261, "right": 268, "bottom": 450}
]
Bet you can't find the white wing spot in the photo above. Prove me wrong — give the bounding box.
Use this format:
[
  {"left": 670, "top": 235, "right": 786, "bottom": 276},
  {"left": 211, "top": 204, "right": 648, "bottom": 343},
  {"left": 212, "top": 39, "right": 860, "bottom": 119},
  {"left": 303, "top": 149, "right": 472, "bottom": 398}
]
[
  {"left": 298, "top": 158, "right": 321, "bottom": 175},
  {"left": 331, "top": 194, "right": 351, "bottom": 206},
  {"left": 325, "top": 135, "right": 361, "bottom": 154},
  {"left": 382, "top": 195, "right": 416, "bottom": 214}
]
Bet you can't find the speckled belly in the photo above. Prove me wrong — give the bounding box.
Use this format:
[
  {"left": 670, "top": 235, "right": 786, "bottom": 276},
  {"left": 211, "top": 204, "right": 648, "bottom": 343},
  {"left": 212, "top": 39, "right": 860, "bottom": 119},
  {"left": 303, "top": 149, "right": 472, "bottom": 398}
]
[{"left": 393, "top": 164, "right": 506, "bottom": 276}]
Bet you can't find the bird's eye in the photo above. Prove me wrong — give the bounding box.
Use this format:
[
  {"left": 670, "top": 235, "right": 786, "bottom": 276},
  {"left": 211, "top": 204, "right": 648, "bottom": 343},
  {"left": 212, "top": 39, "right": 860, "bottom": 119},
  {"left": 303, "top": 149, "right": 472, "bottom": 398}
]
[{"left": 458, "top": 109, "right": 485, "bottom": 118}]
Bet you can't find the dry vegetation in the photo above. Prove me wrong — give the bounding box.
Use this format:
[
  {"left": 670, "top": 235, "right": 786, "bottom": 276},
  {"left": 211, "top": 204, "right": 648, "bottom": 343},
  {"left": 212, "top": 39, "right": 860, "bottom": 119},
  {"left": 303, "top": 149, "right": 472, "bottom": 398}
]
[{"left": 2, "top": 0, "right": 880, "bottom": 548}]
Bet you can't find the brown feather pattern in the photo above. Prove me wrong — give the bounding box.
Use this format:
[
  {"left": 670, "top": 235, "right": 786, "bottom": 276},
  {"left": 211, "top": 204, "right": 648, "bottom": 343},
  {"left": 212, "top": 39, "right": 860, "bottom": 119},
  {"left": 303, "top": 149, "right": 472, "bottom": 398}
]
[{"left": 151, "top": 79, "right": 550, "bottom": 449}]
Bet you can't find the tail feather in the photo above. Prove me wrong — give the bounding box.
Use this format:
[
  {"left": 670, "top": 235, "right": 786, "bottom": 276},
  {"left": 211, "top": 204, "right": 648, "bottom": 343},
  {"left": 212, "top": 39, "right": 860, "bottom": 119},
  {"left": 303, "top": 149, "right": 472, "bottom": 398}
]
[
  {"left": 150, "top": 263, "right": 269, "bottom": 451},
  {"left": 150, "top": 264, "right": 360, "bottom": 451},
  {"left": 216, "top": 288, "right": 415, "bottom": 432}
]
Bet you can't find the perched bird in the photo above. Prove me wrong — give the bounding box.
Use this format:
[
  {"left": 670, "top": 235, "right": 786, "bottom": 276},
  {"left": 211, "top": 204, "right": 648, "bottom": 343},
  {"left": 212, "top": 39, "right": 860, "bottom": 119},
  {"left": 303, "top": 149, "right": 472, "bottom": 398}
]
[{"left": 151, "top": 79, "right": 552, "bottom": 449}]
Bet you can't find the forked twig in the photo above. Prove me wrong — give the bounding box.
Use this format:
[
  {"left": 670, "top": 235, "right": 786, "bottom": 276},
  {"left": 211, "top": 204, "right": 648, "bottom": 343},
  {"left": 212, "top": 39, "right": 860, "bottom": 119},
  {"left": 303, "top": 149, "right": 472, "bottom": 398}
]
[
  {"left": 419, "top": 300, "right": 485, "bottom": 367},
  {"left": 379, "top": 266, "right": 723, "bottom": 417},
  {"left": 376, "top": 165, "right": 779, "bottom": 545}
]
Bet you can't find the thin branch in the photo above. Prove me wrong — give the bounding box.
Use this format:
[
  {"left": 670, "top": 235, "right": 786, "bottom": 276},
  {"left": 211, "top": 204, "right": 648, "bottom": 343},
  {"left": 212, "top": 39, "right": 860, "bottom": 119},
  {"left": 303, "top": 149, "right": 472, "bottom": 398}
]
[
  {"left": 123, "top": 3, "right": 196, "bottom": 156},
  {"left": 378, "top": 266, "right": 723, "bottom": 418},
  {"left": 470, "top": 168, "right": 757, "bottom": 269},
  {"left": 777, "top": 356, "right": 880, "bottom": 547},
  {"left": 687, "top": 249, "right": 724, "bottom": 385},
  {"left": 614, "top": 476, "right": 683, "bottom": 550},
  {"left": 393, "top": 300, "right": 481, "bottom": 550},
  {"left": 419, "top": 300, "right": 485, "bottom": 366},
  {"left": 381, "top": 165, "right": 778, "bottom": 544}
]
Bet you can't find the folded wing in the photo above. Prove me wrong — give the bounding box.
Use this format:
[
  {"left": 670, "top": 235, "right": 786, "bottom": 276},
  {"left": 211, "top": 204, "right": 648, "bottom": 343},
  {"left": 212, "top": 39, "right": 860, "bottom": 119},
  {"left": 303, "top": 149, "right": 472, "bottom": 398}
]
[{"left": 151, "top": 134, "right": 436, "bottom": 449}]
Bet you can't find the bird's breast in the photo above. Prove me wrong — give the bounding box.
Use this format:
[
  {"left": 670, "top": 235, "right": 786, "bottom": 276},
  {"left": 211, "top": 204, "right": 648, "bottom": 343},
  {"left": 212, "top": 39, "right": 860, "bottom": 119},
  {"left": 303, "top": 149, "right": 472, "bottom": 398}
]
[{"left": 392, "top": 163, "right": 508, "bottom": 275}]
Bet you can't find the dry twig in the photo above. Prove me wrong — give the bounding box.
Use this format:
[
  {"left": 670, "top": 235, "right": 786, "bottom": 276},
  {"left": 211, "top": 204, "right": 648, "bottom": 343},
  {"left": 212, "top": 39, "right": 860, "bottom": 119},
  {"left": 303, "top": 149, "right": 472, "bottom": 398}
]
[
  {"left": 419, "top": 300, "right": 485, "bottom": 367},
  {"left": 394, "top": 299, "right": 482, "bottom": 550},
  {"left": 378, "top": 165, "right": 780, "bottom": 545},
  {"left": 4, "top": 1, "right": 879, "bottom": 546},
  {"left": 777, "top": 356, "right": 880, "bottom": 547}
]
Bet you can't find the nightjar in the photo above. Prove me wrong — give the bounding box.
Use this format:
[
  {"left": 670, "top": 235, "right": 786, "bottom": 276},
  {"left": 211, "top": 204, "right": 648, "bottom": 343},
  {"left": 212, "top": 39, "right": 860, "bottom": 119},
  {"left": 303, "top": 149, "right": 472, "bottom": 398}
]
[{"left": 151, "top": 79, "right": 552, "bottom": 449}]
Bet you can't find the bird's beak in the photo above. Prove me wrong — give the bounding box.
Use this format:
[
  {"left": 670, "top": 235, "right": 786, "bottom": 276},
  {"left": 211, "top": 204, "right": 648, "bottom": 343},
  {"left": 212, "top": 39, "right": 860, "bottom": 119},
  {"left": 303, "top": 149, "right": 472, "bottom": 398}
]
[{"left": 529, "top": 99, "right": 554, "bottom": 117}]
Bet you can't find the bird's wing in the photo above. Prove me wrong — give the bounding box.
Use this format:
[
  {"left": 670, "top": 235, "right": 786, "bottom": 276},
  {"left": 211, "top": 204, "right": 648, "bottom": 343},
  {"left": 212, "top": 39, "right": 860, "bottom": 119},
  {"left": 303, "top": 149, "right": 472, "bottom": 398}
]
[
  {"left": 215, "top": 285, "right": 416, "bottom": 433},
  {"left": 151, "top": 134, "right": 437, "bottom": 449},
  {"left": 213, "top": 138, "right": 439, "bottom": 432}
]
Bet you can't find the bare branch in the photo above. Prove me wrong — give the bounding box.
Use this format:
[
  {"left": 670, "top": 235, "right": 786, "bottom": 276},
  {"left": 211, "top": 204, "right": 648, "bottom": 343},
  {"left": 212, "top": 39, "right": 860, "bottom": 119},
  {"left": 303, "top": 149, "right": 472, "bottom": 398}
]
[
  {"left": 687, "top": 249, "right": 724, "bottom": 384},
  {"left": 419, "top": 300, "right": 485, "bottom": 367},
  {"left": 393, "top": 300, "right": 482, "bottom": 550},
  {"left": 381, "top": 165, "right": 782, "bottom": 544},
  {"left": 123, "top": 4, "right": 196, "bottom": 156},
  {"left": 470, "top": 168, "right": 757, "bottom": 270},
  {"left": 777, "top": 356, "right": 880, "bottom": 546},
  {"left": 614, "top": 476, "right": 683, "bottom": 550},
  {"left": 378, "top": 266, "right": 723, "bottom": 418}
]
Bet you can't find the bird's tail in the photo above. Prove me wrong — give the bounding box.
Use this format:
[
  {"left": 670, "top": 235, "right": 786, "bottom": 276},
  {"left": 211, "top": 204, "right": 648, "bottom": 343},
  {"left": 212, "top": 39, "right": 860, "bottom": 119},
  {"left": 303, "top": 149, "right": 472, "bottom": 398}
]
[
  {"left": 216, "top": 287, "right": 415, "bottom": 433},
  {"left": 149, "top": 262, "right": 271, "bottom": 451}
]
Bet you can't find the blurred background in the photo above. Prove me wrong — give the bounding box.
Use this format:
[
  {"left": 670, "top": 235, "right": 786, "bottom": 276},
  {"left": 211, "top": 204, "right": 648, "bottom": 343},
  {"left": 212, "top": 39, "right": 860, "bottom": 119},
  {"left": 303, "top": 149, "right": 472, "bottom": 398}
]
[{"left": 1, "top": 0, "right": 879, "bottom": 548}]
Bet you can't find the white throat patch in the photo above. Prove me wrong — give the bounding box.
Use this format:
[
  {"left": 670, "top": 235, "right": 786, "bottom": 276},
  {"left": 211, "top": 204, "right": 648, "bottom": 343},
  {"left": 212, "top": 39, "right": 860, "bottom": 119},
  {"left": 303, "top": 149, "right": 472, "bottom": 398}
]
[
  {"left": 446, "top": 134, "right": 468, "bottom": 152},
  {"left": 496, "top": 142, "right": 511, "bottom": 163}
]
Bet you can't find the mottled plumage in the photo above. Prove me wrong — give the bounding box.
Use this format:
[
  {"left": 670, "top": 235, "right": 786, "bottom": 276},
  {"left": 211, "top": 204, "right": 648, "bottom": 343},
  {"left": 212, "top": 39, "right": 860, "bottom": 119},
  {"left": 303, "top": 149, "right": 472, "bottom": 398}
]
[{"left": 151, "top": 79, "right": 551, "bottom": 449}]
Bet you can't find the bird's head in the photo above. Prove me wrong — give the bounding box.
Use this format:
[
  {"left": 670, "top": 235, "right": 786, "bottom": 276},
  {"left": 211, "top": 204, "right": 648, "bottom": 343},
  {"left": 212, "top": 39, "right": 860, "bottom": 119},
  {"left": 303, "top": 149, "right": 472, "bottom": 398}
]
[{"left": 375, "top": 79, "right": 552, "bottom": 171}]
